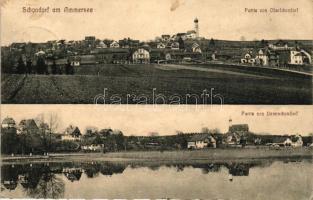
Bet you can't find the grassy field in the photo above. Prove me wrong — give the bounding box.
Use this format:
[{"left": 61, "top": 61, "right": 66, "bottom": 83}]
[
  {"left": 1, "top": 64, "right": 312, "bottom": 104},
  {"left": 2, "top": 148, "right": 312, "bottom": 164}
]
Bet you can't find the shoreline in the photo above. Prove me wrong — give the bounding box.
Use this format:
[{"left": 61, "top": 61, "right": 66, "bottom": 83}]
[{"left": 2, "top": 148, "right": 312, "bottom": 164}]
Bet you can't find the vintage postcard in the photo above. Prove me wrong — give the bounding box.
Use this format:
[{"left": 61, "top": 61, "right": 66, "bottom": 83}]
[
  {"left": 1, "top": 0, "right": 312, "bottom": 104},
  {"left": 1, "top": 0, "right": 313, "bottom": 199},
  {"left": 0, "top": 105, "right": 313, "bottom": 199}
]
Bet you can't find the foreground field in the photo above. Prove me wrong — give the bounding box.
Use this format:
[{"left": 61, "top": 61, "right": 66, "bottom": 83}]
[
  {"left": 2, "top": 148, "right": 313, "bottom": 164},
  {"left": 1, "top": 64, "right": 312, "bottom": 104}
]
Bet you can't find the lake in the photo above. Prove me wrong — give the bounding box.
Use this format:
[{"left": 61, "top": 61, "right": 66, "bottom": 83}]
[{"left": 1, "top": 159, "right": 312, "bottom": 199}]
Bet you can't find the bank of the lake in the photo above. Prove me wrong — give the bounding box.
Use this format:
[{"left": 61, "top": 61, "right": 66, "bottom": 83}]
[{"left": 2, "top": 148, "right": 312, "bottom": 164}]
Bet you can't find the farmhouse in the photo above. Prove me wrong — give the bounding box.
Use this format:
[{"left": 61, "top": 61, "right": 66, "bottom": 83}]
[
  {"left": 81, "top": 144, "right": 104, "bottom": 152},
  {"left": 110, "top": 41, "right": 120, "bottom": 48},
  {"left": 255, "top": 49, "right": 269, "bottom": 66},
  {"left": 187, "top": 133, "right": 216, "bottom": 149},
  {"left": 157, "top": 43, "right": 166, "bottom": 49},
  {"left": 17, "top": 119, "right": 39, "bottom": 134},
  {"left": 161, "top": 34, "right": 171, "bottom": 42},
  {"left": 171, "top": 42, "right": 180, "bottom": 50},
  {"left": 225, "top": 124, "right": 250, "bottom": 145},
  {"left": 61, "top": 125, "right": 81, "bottom": 141},
  {"left": 241, "top": 51, "right": 255, "bottom": 64},
  {"left": 191, "top": 42, "right": 202, "bottom": 53},
  {"left": 132, "top": 48, "right": 150, "bottom": 64},
  {"left": 291, "top": 135, "right": 303, "bottom": 147}
]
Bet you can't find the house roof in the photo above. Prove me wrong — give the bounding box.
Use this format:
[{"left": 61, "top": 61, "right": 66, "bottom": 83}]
[
  {"left": 271, "top": 136, "right": 289, "bottom": 143},
  {"left": 189, "top": 133, "right": 210, "bottom": 142},
  {"left": 2, "top": 117, "right": 15, "bottom": 125},
  {"left": 65, "top": 125, "right": 81, "bottom": 135},
  {"left": 187, "top": 30, "right": 196, "bottom": 34},
  {"left": 91, "top": 48, "right": 129, "bottom": 54},
  {"left": 19, "top": 119, "right": 39, "bottom": 130},
  {"left": 229, "top": 124, "right": 249, "bottom": 133}
]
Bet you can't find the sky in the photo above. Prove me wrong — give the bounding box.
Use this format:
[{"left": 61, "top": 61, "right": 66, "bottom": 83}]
[
  {"left": 1, "top": 0, "right": 312, "bottom": 45},
  {"left": 1, "top": 105, "right": 312, "bottom": 136}
]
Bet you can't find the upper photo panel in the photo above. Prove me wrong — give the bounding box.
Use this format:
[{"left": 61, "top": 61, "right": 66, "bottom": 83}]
[{"left": 1, "top": 0, "right": 312, "bottom": 104}]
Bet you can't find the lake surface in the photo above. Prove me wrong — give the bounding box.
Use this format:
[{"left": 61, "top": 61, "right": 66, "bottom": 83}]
[{"left": 1, "top": 159, "right": 312, "bottom": 199}]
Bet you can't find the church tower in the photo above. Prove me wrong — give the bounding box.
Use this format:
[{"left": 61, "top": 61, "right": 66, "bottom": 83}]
[{"left": 194, "top": 18, "right": 199, "bottom": 39}]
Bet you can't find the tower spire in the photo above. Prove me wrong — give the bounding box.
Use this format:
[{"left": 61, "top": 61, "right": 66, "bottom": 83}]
[{"left": 194, "top": 18, "right": 199, "bottom": 39}]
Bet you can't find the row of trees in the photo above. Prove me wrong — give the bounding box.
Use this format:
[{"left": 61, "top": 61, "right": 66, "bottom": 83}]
[{"left": 2, "top": 56, "right": 75, "bottom": 75}]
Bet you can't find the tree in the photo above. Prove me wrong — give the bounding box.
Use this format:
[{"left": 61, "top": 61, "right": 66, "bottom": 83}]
[
  {"left": 1, "top": 127, "right": 18, "bottom": 154},
  {"left": 26, "top": 58, "right": 33, "bottom": 74},
  {"left": 65, "top": 60, "right": 74, "bottom": 75},
  {"left": 16, "top": 56, "right": 26, "bottom": 74},
  {"left": 47, "top": 113, "right": 60, "bottom": 152},
  {"left": 51, "top": 59, "right": 57, "bottom": 74},
  {"left": 209, "top": 38, "right": 215, "bottom": 47},
  {"left": 36, "top": 57, "right": 47, "bottom": 74},
  {"left": 178, "top": 37, "right": 185, "bottom": 49}
]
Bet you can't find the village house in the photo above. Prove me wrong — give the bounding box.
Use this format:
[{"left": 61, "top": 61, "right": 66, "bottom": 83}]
[
  {"left": 224, "top": 124, "right": 250, "bottom": 146},
  {"left": 161, "top": 34, "right": 171, "bottom": 42},
  {"left": 1, "top": 117, "right": 16, "bottom": 129},
  {"left": 91, "top": 48, "right": 130, "bottom": 64},
  {"left": 17, "top": 119, "right": 39, "bottom": 134},
  {"left": 255, "top": 49, "right": 269, "bottom": 66},
  {"left": 110, "top": 41, "right": 120, "bottom": 48},
  {"left": 96, "top": 41, "right": 107, "bottom": 49},
  {"left": 187, "top": 133, "right": 216, "bottom": 149},
  {"left": 157, "top": 42, "right": 166, "bottom": 49},
  {"left": 185, "top": 30, "right": 197, "bottom": 40},
  {"left": 81, "top": 144, "right": 104, "bottom": 152},
  {"left": 268, "top": 134, "right": 303, "bottom": 147},
  {"left": 61, "top": 125, "right": 81, "bottom": 141},
  {"left": 291, "top": 134, "right": 303, "bottom": 147},
  {"left": 171, "top": 42, "right": 180, "bottom": 50},
  {"left": 132, "top": 48, "right": 150, "bottom": 64},
  {"left": 241, "top": 51, "right": 256, "bottom": 65},
  {"left": 191, "top": 42, "right": 202, "bottom": 53}
]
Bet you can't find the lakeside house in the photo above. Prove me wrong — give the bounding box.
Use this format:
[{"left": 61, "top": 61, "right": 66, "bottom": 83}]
[
  {"left": 17, "top": 119, "right": 39, "bottom": 134},
  {"left": 269, "top": 134, "right": 303, "bottom": 147},
  {"left": 81, "top": 144, "right": 104, "bottom": 152},
  {"left": 187, "top": 133, "right": 216, "bottom": 149},
  {"left": 61, "top": 125, "right": 81, "bottom": 141},
  {"left": 224, "top": 124, "right": 250, "bottom": 146}
]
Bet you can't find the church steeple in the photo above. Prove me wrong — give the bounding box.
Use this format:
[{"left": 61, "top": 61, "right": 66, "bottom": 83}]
[{"left": 194, "top": 18, "right": 199, "bottom": 39}]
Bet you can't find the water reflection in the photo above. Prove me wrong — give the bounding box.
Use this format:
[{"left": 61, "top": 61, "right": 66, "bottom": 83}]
[{"left": 1, "top": 158, "right": 311, "bottom": 199}]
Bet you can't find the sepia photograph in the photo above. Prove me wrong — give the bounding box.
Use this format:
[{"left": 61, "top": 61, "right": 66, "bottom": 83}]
[
  {"left": 1, "top": 0, "right": 313, "bottom": 199},
  {"left": 1, "top": 105, "right": 313, "bottom": 199},
  {"left": 1, "top": 0, "right": 312, "bottom": 104}
]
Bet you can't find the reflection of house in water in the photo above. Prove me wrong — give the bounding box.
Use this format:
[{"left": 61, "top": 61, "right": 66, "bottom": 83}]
[
  {"left": 191, "top": 163, "right": 221, "bottom": 174},
  {"left": 1, "top": 165, "right": 18, "bottom": 191},
  {"left": 100, "top": 163, "right": 126, "bottom": 176},
  {"left": 62, "top": 168, "right": 83, "bottom": 182},
  {"left": 227, "top": 163, "right": 250, "bottom": 176}
]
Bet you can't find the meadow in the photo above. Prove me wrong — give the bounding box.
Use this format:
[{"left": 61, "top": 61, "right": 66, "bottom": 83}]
[
  {"left": 1, "top": 63, "right": 312, "bottom": 104},
  {"left": 2, "top": 148, "right": 312, "bottom": 164}
]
